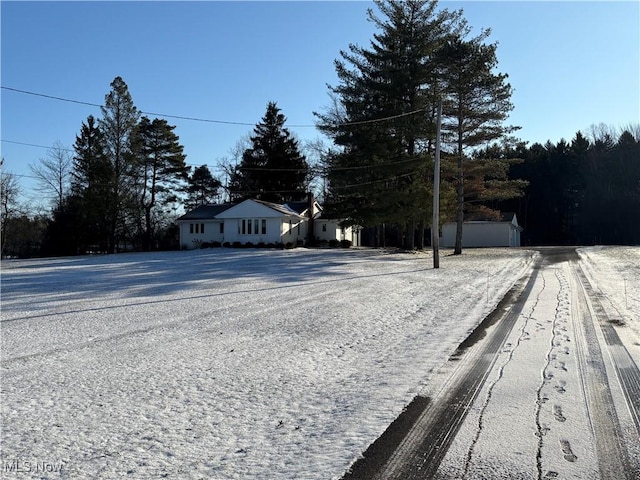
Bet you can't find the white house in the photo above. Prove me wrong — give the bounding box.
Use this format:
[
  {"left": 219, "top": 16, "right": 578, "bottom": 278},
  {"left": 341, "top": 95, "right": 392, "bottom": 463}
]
[
  {"left": 314, "top": 215, "right": 361, "bottom": 246},
  {"left": 177, "top": 198, "right": 360, "bottom": 249},
  {"left": 440, "top": 213, "right": 523, "bottom": 248}
]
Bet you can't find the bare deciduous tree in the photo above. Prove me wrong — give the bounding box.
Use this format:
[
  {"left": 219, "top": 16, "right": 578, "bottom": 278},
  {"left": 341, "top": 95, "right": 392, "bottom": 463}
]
[
  {"left": 29, "top": 141, "right": 73, "bottom": 209},
  {"left": 1, "top": 159, "right": 23, "bottom": 256}
]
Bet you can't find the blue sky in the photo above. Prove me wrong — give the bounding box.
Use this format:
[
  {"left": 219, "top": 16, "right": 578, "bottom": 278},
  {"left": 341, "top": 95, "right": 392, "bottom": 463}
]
[{"left": 2, "top": 1, "right": 639, "bottom": 208}]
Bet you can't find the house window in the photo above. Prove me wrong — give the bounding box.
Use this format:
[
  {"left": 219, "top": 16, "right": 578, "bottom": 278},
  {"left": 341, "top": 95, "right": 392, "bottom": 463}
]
[
  {"left": 297, "top": 222, "right": 301, "bottom": 235},
  {"left": 201, "top": 223, "right": 205, "bottom": 234},
  {"left": 322, "top": 223, "right": 327, "bottom": 232},
  {"left": 239, "top": 219, "right": 266, "bottom": 235},
  {"left": 190, "top": 223, "right": 194, "bottom": 234},
  {"left": 220, "top": 222, "right": 224, "bottom": 234}
]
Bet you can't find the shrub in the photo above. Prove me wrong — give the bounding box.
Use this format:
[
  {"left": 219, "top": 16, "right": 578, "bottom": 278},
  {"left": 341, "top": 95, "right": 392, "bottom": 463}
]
[
  {"left": 232, "top": 241, "right": 242, "bottom": 248},
  {"left": 284, "top": 242, "right": 295, "bottom": 249},
  {"left": 340, "top": 240, "right": 352, "bottom": 248},
  {"left": 257, "top": 242, "right": 266, "bottom": 248},
  {"left": 244, "top": 241, "right": 254, "bottom": 248},
  {"left": 223, "top": 242, "right": 231, "bottom": 248},
  {"left": 201, "top": 242, "right": 212, "bottom": 249},
  {"left": 328, "top": 239, "right": 340, "bottom": 248},
  {"left": 211, "top": 241, "right": 222, "bottom": 248}
]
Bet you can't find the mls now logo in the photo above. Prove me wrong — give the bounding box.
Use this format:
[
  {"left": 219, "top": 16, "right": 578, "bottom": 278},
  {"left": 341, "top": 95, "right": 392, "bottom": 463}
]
[{"left": 3, "top": 459, "right": 65, "bottom": 474}]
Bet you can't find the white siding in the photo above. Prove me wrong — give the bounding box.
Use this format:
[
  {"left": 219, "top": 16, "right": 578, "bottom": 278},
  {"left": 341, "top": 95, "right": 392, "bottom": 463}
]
[
  {"left": 223, "top": 217, "right": 283, "bottom": 245},
  {"left": 216, "top": 199, "right": 287, "bottom": 219},
  {"left": 441, "top": 222, "right": 519, "bottom": 248},
  {"left": 179, "top": 221, "right": 224, "bottom": 249},
  {"left": 314, "top": 221, "right": 360, "bottom": 246},
  {"left": 281, "top": 218, "right": 306, "bottom": 244}
]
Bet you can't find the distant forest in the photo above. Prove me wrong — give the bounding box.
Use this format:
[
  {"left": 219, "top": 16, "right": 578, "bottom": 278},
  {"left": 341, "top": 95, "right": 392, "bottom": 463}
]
[{"left": 492, "top": 126, "right": 640, "bottom": 246}]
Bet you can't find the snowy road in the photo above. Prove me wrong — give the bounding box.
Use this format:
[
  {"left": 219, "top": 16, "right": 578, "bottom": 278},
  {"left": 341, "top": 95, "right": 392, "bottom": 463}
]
[{"left": 343, "top": 247, "right": 640, "bottom": 480}]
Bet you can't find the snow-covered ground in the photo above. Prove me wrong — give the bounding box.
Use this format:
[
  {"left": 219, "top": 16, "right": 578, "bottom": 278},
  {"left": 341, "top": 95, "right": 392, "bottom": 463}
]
[
  {"left": 437, "top": 245, "right": 640, "bottom": 480},
  {"left": 578, "top": 246, "right": 640, "bottom": 354},
  {"left": 1, "top": 247, "right": 534, "bottom": 479},
  {"left": 1, "top": 249, "right": 533, "bottom": 479}
]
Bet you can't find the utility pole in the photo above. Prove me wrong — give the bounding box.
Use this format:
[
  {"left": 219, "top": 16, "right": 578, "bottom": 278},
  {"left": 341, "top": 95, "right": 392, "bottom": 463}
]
[{"left": 432, "top": 99, "right": 442, "bottom": 269}]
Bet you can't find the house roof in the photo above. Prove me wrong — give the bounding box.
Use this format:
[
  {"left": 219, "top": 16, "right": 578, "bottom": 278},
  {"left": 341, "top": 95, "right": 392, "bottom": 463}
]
[
  {"left": 177, "top": 198, "right": 328, "bottom": 222},
  {"left": 254, "top": 199, "right": 303, "bottom": 217},
  {"left": 284, "top": 200, "right": 324, "bottom": 219},
  {"left": 284, "top": 201, "right": 309, "bottom": 215},
  {"left": 443, "top": 211, "right": 522, "bottom": 231},
  {"left": 177, "top": 204, "right": 233, "bottom": 221}
]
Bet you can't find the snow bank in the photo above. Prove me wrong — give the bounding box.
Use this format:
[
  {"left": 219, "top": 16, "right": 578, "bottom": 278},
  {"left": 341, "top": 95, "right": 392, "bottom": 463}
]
[{"left": 1, "top": 247, "right": 534, "bottom": 479}]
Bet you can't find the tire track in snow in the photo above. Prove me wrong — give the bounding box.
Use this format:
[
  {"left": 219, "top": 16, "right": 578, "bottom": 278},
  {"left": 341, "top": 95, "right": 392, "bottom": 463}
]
[
  {"left": 569, "top": 261, "right": 637, "bottom": 479},
  {"left": 575, "top": 263, "right": 640, "bottom": 434},
  {"left": 342, "top": 263, "right": 541, "bottom": 480}
]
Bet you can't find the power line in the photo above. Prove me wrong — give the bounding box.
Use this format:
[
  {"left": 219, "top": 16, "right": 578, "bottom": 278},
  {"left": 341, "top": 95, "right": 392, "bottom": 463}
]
[
  {"left": 2, "top": 85, "right": 425, "bottom": 128},
  {"left": 2, "top": 140, "right": 75, "bottom": 152},
  {"left": 1, "top": 139, "right": 426, "bottom": 173}
]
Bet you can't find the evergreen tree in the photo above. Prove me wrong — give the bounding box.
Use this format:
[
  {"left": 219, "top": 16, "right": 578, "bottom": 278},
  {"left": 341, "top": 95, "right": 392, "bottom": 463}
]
[
  {"left": 438, "top": 32, "right": 518, "bottom": 254},
  {"left": 494, "top": 125, "right": 640, "bottom": 246},
  {"left": 317, "top": 0, "right": 465, "bottom": 247},
  {"left": 134, "top": 116, "right": 189, "bottom": 250},
  {"left": 72, "top": 115, "right": 112, "bottom": 252},
  {"left": 98, "top": 76, "right": 140, "bottom": 253},
  {"left": 185, "top": 165, "right": 222, "bottom": 210},
  {"left": 230, "top": 102, "right": 309, "bottom": 204}
]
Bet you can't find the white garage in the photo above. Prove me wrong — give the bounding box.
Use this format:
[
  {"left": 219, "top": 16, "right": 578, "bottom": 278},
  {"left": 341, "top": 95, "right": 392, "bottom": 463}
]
[{"left": 441, "top": 213, "right": 522, "bottom": 248}]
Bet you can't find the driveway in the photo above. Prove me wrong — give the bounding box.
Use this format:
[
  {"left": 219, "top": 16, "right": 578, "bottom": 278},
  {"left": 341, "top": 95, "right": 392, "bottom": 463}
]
[{"left": 342, "top": 247, "right": 640, "bottom": 480}]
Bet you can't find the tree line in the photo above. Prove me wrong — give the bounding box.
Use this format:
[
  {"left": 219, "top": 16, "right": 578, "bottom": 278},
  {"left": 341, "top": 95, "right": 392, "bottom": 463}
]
[
  {"left": 2, "top": 0, "right": 638, "bottom": 258},
  {"left": 491, "top": 125, "right": 640, "bottom": 246},
  {"left": 1, "top": 80, "right": 310, "bottom": 257}
]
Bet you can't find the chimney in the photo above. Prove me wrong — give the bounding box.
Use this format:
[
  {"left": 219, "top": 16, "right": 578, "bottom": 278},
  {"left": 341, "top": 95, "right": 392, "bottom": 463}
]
[{"left": 307, "top": 191, "right": 315, "bottom": 241}]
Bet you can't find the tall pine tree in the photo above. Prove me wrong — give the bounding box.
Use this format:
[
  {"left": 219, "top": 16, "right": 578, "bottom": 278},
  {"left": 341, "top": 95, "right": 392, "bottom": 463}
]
[
  {"left": 317, "top": 0, "right": 464, "bottom": 247},
  {"left": 439, "top": 33, "right": 518, "bottom": 254},
  {"left": 99, "top": 76, "right": 140, "bottom": 253},
  {"left": 134, "top": 117, "right": 189, "bottom": 251},
  {"left": 230, "top": 102, "right": 309, "bottom": 204},
  {"left": 72, "top": 115, "right": 112, "bottom": 252}
]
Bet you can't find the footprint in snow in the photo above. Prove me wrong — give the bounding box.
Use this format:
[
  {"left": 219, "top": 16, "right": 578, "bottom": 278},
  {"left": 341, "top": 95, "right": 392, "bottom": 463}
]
[
  {"left": 554, "top": 380, "right": 567, "bottom": 394},
  {"left": 553, "top": 405, "right": 567, "bottom": 422},
  {"left": 560, "top": 439, "right": 578, "bottom": 462}
]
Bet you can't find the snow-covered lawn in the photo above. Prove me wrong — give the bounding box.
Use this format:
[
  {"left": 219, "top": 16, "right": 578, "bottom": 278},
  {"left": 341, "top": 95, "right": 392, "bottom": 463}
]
[
  {"left": 1, "top": 246, "right": 545, "bottom": 479},
  {"left": 3, "top": 246, "right": 638, "bottom": 479}
]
